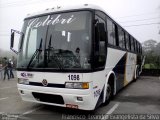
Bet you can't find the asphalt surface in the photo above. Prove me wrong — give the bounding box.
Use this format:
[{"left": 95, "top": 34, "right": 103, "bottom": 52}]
[{"left": 0, "top": 75, "right": 160, "bottom": 120}]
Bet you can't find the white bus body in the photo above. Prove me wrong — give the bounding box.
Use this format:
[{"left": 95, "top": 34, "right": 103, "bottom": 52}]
[{"left": 11, "top": 4, "right": 143, "bottom": 110}]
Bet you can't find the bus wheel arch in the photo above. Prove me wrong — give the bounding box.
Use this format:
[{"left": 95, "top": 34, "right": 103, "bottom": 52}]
[{"left": 103, "top": 71, "right": 116, "bottom": 105}]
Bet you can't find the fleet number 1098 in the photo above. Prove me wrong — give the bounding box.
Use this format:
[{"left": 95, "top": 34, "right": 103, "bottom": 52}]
[{"left": 68, "top": 75, "right": 80, "bottom": 81}]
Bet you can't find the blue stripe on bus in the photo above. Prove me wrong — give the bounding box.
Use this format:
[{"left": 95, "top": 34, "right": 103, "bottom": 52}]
[
  {"left": 95, "top": 86, "right": 104, "bottom": 109},
  {"left": 113, "top": 53, "right": 127, "bottom": 92}
]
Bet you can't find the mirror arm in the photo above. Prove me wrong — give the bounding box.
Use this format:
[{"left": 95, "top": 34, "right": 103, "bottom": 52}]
[{"left": 10, "top": 48, "right": 18, "bottom": 54}]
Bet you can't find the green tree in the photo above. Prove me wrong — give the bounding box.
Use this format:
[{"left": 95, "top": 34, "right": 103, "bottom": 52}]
[{"left": 142, "top": 40, "right": 160, "bottom": 69}]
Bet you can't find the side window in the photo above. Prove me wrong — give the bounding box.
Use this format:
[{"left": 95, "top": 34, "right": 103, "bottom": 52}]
[
  {"left": 135, "top": 40, "right": 137, "bottom": 53},
  {"left": 140, "top": 45, "right": 142, "bottom": 54},
  {"left": 118, "top": 27, "right": 125, "bottom": 49},
  {"left": 107, "top": 18, "right": 116, "bottom": 46},
  {"left": 95, "top": 15, "right": 107, "bottom": 68},
  {"left": 125, "top": 33, "right": 130, "bottom": 50},
  {"left": 137, "top": 43, "right": 139, "bottom": 53},
  {"left": 129, "top": 36, "right": 131, "bottom": 51},
  {"left": 139, "top": 43, "right": 141, "bottom": 53},
  {"left": 26, "top": 28, "right": 38, "bottom": 57},
  {"left": 133, "top": 38, "right": 136, "bottom": 52},
  {"left": 136, "top": 41, "right": 138, "bottom": 53},
  {"left": 134, "top": 39, "right": 136, "bottom": 52},
  {"left": 130, "top": 37, "right": 135, "bottom": 52},
  {"left": 139, "top": 44, "right": 141, "bottom": 54}
]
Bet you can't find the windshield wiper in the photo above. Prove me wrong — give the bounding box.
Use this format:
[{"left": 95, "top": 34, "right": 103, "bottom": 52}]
[
  {"left": 45, "top": 35, "right": 63, "bottom": 69},
  {"left": 27, "top": 38, "right": 43, "bottom": 69}
]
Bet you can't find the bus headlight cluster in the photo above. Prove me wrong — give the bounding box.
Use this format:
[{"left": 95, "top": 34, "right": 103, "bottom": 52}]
[
  {"left": 65, "top": 82, "right": 89, "bottom": 89},
  {"left": 18, "top": 78, "right": 29, "bottom": 85}
]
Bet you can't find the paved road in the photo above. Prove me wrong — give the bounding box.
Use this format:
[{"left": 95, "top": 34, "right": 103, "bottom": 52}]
[{"left": 0, "top": 76, "right": 160, "bottom": 120}]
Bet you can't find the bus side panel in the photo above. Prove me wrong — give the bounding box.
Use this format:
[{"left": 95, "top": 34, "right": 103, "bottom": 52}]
[
  {"left": 87, "top": 71, "right": 106, "bottom": 108},
  {"left": 124, "top": 52, "right": 137, "bottom": 86},
  {"left": 105, "top": 47, "right": 126, "bottom": 92},
  {"left": 105, "top": 47, "right": 137, "bottom": 92}
]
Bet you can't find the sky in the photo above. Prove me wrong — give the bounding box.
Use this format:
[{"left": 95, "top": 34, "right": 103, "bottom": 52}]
[{"left": 0, "top": 0, "right": 160, "bottom": 50}]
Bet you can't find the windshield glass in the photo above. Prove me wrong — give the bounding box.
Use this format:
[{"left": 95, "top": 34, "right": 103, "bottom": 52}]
[{"left": 17, "top": 11, "right": 92, "bottom": 70}]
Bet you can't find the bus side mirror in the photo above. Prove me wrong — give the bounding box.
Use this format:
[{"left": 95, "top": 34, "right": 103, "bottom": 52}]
[{"left": 10, "top": 29, "right": 24, "bottom": 54}]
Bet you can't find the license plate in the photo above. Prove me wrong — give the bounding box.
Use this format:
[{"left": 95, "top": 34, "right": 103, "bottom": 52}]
[{"left": 66, "top": 104, "right": 78, "bottom": 109}]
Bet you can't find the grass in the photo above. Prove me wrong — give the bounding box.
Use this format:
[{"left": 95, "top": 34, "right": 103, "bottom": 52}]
[{"left": 144, "top": 64, "right": 160, "bottom": 69}]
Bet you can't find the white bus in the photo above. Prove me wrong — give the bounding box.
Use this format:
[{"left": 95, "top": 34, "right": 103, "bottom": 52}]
[{"left": 11, "top": 4, "right": 143, "bottom": 110}]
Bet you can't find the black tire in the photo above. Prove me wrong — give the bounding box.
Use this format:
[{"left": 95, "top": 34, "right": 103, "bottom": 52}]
[{"left": 104, "top": 81, "right": 113, "bottom": 105}]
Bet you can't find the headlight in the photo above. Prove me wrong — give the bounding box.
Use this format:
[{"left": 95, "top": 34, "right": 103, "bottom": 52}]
[
  {"left": 65, "top": 82, "right": 89, "bottom": 89},
  {"left": 18, "top": 78, "right": 29, "bottom": 85}
]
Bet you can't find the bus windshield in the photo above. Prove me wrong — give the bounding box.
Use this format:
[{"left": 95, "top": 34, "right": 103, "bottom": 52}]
[{"left": 17, "top": 11, "right": 92, "bottom": 70}]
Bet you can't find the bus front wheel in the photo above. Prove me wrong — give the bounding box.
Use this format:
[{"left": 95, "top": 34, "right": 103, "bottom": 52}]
[{"left": 104, "top": 82, "right": 112, "bottom": 105}]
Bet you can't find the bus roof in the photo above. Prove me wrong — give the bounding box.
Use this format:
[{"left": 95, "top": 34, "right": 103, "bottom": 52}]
[
  {"left": 25, "top": 4, "right": 140, "bottom": 43},
  {"left": 26, "top": 4, "right": 104, "bottom": 18}
]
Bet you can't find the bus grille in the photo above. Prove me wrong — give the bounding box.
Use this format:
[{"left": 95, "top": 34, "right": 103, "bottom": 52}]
[{"left": 32, "top": 92, "right": 64, "bottom": 104}]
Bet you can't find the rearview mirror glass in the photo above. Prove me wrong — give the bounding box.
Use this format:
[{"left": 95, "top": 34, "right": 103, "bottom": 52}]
[{"left": 10, "top": 29, "right": 23, "bottom": 54}]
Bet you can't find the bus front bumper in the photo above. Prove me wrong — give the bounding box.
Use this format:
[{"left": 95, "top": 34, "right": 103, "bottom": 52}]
[{"left": 17, "top": 84, "right": 96, "bottom": 110}]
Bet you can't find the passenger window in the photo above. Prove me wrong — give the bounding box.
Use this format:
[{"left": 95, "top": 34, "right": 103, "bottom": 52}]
[
  {"left": 130, "top": 37, "right": 134, "bottom": 52},
  {"left": 134, "top": 39, "right": 136, "bottom": 52},
  {"left": 133, "top": 39, "right": 136, "bottom": 52},
  {"left": 130, "top": 36, "right": 133, "bottom": 51},
  {"left": 135, "top": 41, "right": 137, "bottom": 52},
  {"left": 125, "top": 33, "right": 130, "bottom": 50},
  {"left": 94, "top": 15, "right": 107, "bottom": 68},
  {"left": 135, "top": 41, "right": 138, "bottom": 53},
  {"left": 118, "top": 28, "right": 125, "bottom": 49},
  {"left": 129, "top": 36, "right": 131, "bottom": 51},
  {"left": 139, "top": 45, "right": 141, "bottom": 54},
  {"left": 140, "top": 45, "right": 142, "bottom": 54},
  {"left": 137, "top": 43, "right": 139, "bottom": 53},
  {"left": 107, "top": 18, "right": 116, "bottom": 46}
]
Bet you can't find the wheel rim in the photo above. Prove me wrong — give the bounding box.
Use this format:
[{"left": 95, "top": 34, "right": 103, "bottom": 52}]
[{"left": 106, "top": 84, "right": 111, "bottom": 101}]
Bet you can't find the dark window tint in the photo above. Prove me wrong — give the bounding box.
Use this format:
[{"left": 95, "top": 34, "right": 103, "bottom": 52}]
[
  {"left": 125, "top": 33, "right": 130, "bottom": 50},
  {"left": 118, "top": 27, "right": 125, "bottom": 49},
  {"left": 107, "top": 18, "right": 116, "bottom": 46},
  {"left": 137, "top": 43, "right": 139, "bottom": 53},
  {"left": 136, "top": 41, "right": 138, "bottom": 53},
  {"left": 130, "top": 37, "right": 134, "bottom": 52},
  {"left": 129, "top": 36, "right": 131, "bottom": 50},
  {"left": 139, "top": 44, "right": 141, "bottom": 53},
  {"left": 134, "top": 39, "right": 137, "bottom": 52},
  {"left": 140, "top": 45, "right": 142, "bottom": 54},
  {"left": 95, "top": 15, "right": 107, "bottom": 68},
  {"left": 133, "top": 39, "right": 136, "bottom": 52},
  {"left": 135, "top": 41, "right": 137, "bottom": 52}
]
